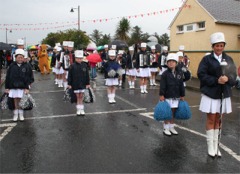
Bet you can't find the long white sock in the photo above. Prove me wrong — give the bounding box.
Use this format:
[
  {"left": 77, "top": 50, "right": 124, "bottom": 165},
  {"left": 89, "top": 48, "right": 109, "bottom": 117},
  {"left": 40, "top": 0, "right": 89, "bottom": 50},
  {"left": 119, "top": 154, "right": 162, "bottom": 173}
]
[
  {"left": 128, "top": 81, "right": 131, "bottom": 87},
  {"left": 132, "top": 81, "right": 135, "bottom": 87}
]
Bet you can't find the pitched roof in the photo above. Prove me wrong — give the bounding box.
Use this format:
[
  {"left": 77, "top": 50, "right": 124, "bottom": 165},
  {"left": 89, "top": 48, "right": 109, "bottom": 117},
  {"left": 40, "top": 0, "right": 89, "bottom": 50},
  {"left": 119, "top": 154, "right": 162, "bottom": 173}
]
[
  {"left": 169, "top": 0, "right": 240, "bottom": 28},
  {"left": 197, "top": 0, "right": 240, "bottom": 25}
]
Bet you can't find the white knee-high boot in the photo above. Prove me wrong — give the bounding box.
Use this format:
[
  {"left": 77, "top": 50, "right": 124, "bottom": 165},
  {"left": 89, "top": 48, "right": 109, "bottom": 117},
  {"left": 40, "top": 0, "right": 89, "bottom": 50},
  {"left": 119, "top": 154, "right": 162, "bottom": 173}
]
[
  {"left": 206, "top": 130, "right": 215, "bottom": 157},
  {"left": 214, "top": 129, "right": 222, "bottom": 157}
]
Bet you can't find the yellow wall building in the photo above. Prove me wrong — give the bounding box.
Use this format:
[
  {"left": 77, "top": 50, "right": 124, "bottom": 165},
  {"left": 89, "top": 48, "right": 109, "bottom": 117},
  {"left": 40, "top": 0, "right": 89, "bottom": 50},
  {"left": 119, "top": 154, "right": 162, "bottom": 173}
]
[{"left": 169, "top": 0, "right": 240, "bottom": 77}]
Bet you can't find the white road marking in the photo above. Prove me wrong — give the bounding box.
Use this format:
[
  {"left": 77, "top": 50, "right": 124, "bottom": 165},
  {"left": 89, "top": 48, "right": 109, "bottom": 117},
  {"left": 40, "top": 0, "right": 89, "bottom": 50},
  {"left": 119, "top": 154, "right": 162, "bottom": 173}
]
[
  {"left": 140, "top": 112, "right": 240, "bottom": 162},
  {"left": 0, "top": 123, "right": 17, "bottom": 142},
  {"left": 116, "top": 95, "right": 141, "bottom": 109},
  {"left": 1, "top": 108, "right": 147, "bottom": 122}
]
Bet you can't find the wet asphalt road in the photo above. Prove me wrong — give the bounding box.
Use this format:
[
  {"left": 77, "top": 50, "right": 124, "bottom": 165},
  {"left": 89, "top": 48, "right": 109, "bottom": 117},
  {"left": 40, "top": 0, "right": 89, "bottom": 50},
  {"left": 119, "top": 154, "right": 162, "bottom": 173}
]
[{"left": 0, "top": 71, "right": 239, "bottom": 173}]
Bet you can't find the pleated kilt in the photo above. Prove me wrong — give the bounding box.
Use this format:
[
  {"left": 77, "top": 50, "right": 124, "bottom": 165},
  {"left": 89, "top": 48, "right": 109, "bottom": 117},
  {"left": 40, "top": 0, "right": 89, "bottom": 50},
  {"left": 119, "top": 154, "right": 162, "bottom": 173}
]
[
  {"left": 126, "top": 69, "right": 137, "bottom": 76},
  {"left": 137, "top": 68, "right": 150, "bottom": 77},
  {"left": 199, "top": 94, "right": 232, "bottom": 114},
  {"left": 105, "top": 78, "right": 119, "bottom": 86}
]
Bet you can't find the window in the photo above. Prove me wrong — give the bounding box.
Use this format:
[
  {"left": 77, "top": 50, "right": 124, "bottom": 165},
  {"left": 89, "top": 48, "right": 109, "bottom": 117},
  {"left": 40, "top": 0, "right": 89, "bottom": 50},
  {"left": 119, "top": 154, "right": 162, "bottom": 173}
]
[
  {"left": 177, "top": 25, "right": 183, "bottom": 32},
  {"left": 186, "top": 24, "right": 193, "bottom": 31},
  {"left": 196, "top": 21, "right": 205, "bottom": 31}
]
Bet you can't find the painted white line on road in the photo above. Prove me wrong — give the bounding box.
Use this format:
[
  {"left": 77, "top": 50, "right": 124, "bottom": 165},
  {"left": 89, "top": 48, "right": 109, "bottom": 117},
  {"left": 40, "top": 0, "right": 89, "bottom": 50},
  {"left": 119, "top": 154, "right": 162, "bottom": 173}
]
[
  {"left": 140, "top": 112, "right": 240, "bottom": 162},
  {"left": 116, "top": 95, "right": 142, "bottom": 109},
  {"left": 0, "top": 123, "right": 17, "bottom": 142},
  {"left": 190, "top": 105, "right": 199, "bottom": 108},
  {"left": 1, "top": 108, "right": 147, "bottom": 122}
]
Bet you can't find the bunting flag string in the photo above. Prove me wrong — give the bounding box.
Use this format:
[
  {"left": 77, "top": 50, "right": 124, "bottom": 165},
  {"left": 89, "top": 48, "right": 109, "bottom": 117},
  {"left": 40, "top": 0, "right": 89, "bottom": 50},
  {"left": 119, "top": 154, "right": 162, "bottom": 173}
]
[{"left": 0, "top": 5, "right": 190, "bottom": 31}]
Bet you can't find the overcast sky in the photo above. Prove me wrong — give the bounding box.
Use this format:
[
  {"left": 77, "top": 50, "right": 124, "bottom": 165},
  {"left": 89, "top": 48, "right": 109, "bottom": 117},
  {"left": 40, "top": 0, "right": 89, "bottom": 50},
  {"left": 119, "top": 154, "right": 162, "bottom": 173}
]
[{"left": 0, "top": 0, "right": 184, "bottom": 45}]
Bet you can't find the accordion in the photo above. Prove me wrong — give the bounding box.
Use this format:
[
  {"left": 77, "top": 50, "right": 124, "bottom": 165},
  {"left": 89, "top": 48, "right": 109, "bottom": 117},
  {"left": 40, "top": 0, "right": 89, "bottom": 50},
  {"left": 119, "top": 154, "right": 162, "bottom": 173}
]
[{"left": 139, "top": 54, "right": 150, "bottom": 67}]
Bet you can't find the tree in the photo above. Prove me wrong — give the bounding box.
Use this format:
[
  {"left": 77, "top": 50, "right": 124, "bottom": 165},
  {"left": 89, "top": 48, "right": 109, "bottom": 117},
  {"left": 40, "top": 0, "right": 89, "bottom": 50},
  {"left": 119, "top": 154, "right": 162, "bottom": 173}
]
[
  {"left": 159, "top": 33, "right": 170, "bottom": 47},
  {"left": 141, "top": 32, "right": 150, "bottom": 43},
  {"left": 128, "top": 26, "right": 143, "bottom": 45},
  {"left": 90, "top": 29, "right": 103, "bottom": 46},
  {"left": 98, "top": 34, "right": 111, "bottom": 46},
  {"left": 42, "top": 29, "right": 90, "bottom": 49},
  {"left": 114, "top": 18, "right": 131, "bottom": 41}
]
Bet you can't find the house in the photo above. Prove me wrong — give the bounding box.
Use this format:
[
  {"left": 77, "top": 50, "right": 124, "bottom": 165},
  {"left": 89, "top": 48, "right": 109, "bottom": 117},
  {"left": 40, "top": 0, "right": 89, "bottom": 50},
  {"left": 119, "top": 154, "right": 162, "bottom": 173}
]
[{"left": 169, "top": 0, "right": 240, "bottom": 77}]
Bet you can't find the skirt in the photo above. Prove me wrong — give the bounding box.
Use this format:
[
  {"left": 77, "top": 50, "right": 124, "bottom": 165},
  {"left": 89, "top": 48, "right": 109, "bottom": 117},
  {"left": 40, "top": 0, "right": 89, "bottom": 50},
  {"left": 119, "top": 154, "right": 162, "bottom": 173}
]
[
  {"left": 55, "top": 67, "right": 64, "bottom": 75},
  {"left": 105, "top": 78, "right": 119, "bottom": 86},
  {"left": 9, "top": 89, "right": 24, "bottom": 98},
  {"left": 52, "top": 67, "right": 57, "bottom": 73},
  {"left": 137, "top": 68, "right": 150, "bottom": 77},
  {"left": 74, "top": 89, "right": 85, "bottom": 93},
  {"left": 126, "top": 69, "right": 137, "bottom": 76},
  {"left": 166, "top": 98, "right": 180, "bottom": 108},
  {"left": 199, "top": 94, "right": 232, "bottom": 114},
  {"left": 150, "top": 67, "right": 158, "bottom": 72}
]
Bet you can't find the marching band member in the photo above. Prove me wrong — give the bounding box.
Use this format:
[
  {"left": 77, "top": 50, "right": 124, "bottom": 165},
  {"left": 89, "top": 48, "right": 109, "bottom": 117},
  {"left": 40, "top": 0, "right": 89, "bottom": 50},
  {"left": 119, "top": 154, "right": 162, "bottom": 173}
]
[
  {"left": 117, "top": 50, "right": 126, "bottom": 87},
  {"left": 60, "top": 41, "right": 71, "bottom": 90},
  {"left": 197, "top": 32, "right": 237, "bottom": 157},
  {"left": 5, "top": 49, "right": 33, "bottom": 121},
  {"left": 12, "top": 39, "right": 25, "bottom": 62},
  {"left": 104, "top": 50, "right": 121, "bottom": 104},
  {"left": 149, "top": 45, "right": 159, "bottom": 86},
  {"left": 126, "top": 46, "right": 137, "bottom": 89},
  {"left": 55, "top": 47, "right": 64, "bottom": 87},
  {"left": 159, "top": 53, "right": 185, "bottom": 136},
  {"left": 68, "top": 50, "right": 90, "bottom": 116},
  {"left": 136, "top": 42, "right": 150, "bottom": 94}
]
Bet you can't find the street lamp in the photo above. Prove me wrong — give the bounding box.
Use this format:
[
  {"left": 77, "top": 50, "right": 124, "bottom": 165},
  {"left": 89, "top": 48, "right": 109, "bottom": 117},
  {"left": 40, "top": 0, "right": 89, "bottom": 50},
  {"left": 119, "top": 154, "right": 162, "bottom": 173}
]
[
  {"left": 6, "top": 28, "right": 12, "bottom": 44},
  {"left": 70, "top": 5, "right": 80, "bottom": 31}
]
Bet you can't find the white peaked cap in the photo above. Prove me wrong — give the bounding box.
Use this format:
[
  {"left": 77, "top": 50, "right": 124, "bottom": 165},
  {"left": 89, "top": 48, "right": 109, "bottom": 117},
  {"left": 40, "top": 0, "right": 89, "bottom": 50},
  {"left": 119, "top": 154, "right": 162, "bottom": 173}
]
[
  {"left": 108, "top": 50, "right": 116, "bottom": 56},
  {"left": 63, "top": 41, "right": 69, "bottom": 47},
  {"left": 56, "top": 47, "right": 62, "bottom": 52},
  {"left": 176, "top": 51, "right": 184, "bottom": 57},
  {"left": 111, "top": 45, "right": 117, "bottom": 50},
  {"left": 17, "top": 39, "right": 24, "bottom": 45},
  {"left": 205, "top": 52, "right": 211, "bottom": 56},
  {"left": 24, "top": 51, "right": 28, "bottom": 58},
  {"left": 179, "top": 45, "right": 185, "bottom": 51},
  {"left": 75, "top": 50, "right": 84, "bottom": 58},
  {"left": 55, "top": 43, "right": 61, "bottom": 47},
  {"left": 162, "top": 46, "right": 168, "bottom": 51},
  {"left": 68, "top": 41, "right": 74, "bottom": 48},
  {"left": 151, "top": 45, "right": 156, "bottom": 50},
  {"left": 129, "top": 46, "right": 134, "bottom": 51},
  {"left": 54, "top": 46, "right": 58, "bottom": 50},
  {"left": 210, "top": 32, "right": 226, "bottom": 44},
  {"left": 104, "top": 44, "right": 108, "bottom": 48},
  {"left": 141, "top": 43, "right": 147, "bottom": 48},
  {"left": 118, "top": 50, "right": 124, "bottom": 55},
  {"left": 15, "top": 49, "right": 25, "bottom": 56},
  {"left": 167, "top": 53, "right": 178, "bottom": 62}
]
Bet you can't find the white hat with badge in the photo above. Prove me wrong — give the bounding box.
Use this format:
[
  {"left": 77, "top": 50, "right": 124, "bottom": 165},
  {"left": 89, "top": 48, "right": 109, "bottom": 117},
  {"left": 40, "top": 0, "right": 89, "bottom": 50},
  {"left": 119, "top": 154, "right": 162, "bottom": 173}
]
[
  {"left": 75, "top": 50, "right": 84, "bottom": 58},
  {"left": 176, "top": 51, "right": 184, "bottom": 57},
  {"left": 151, "top": 45, "right": 156, "bottom": 50},
  {"left": 163, "top": 46, "right": 168, "bottom": 51},
  {"left": 68, "top": 41, "right": 74, "bottom": 48},
  {"left": 210, "top": 32, "right": 225, "bottom": 44},
  {"left": 63, "top": 41, "right": 69, "bottom": 47},
  {"left": 141, "top": 43, "right": 147, "bottom": 48},
  {"left": 108, "top": 50, "right": 116, "bottom": 56},
  {"left": 55, "top": 43, "right": 61, "bottom": 47},
  {"left": 167, "top": 53, "right": 178, "bottom": 63},
  {"left": 56, "top": 47, "right": 62, "bottom": 52},
  {"left": 104, "top": 44, "right": 108, "bottom": 49},
  {"left": 129, "top": 46, "right": 134, "bottom": 51},
  {"left": 15, "top": 49, "right": 25, "bottom": 57},
  {"left": 17, "top": 39, "right": 24, "bottom": 45},
  {"left": 111, "top": 45, "right": 117, "bottom": 50},
  {"left": 179, "top": 45, "right": 185, "bottom": 51}
]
